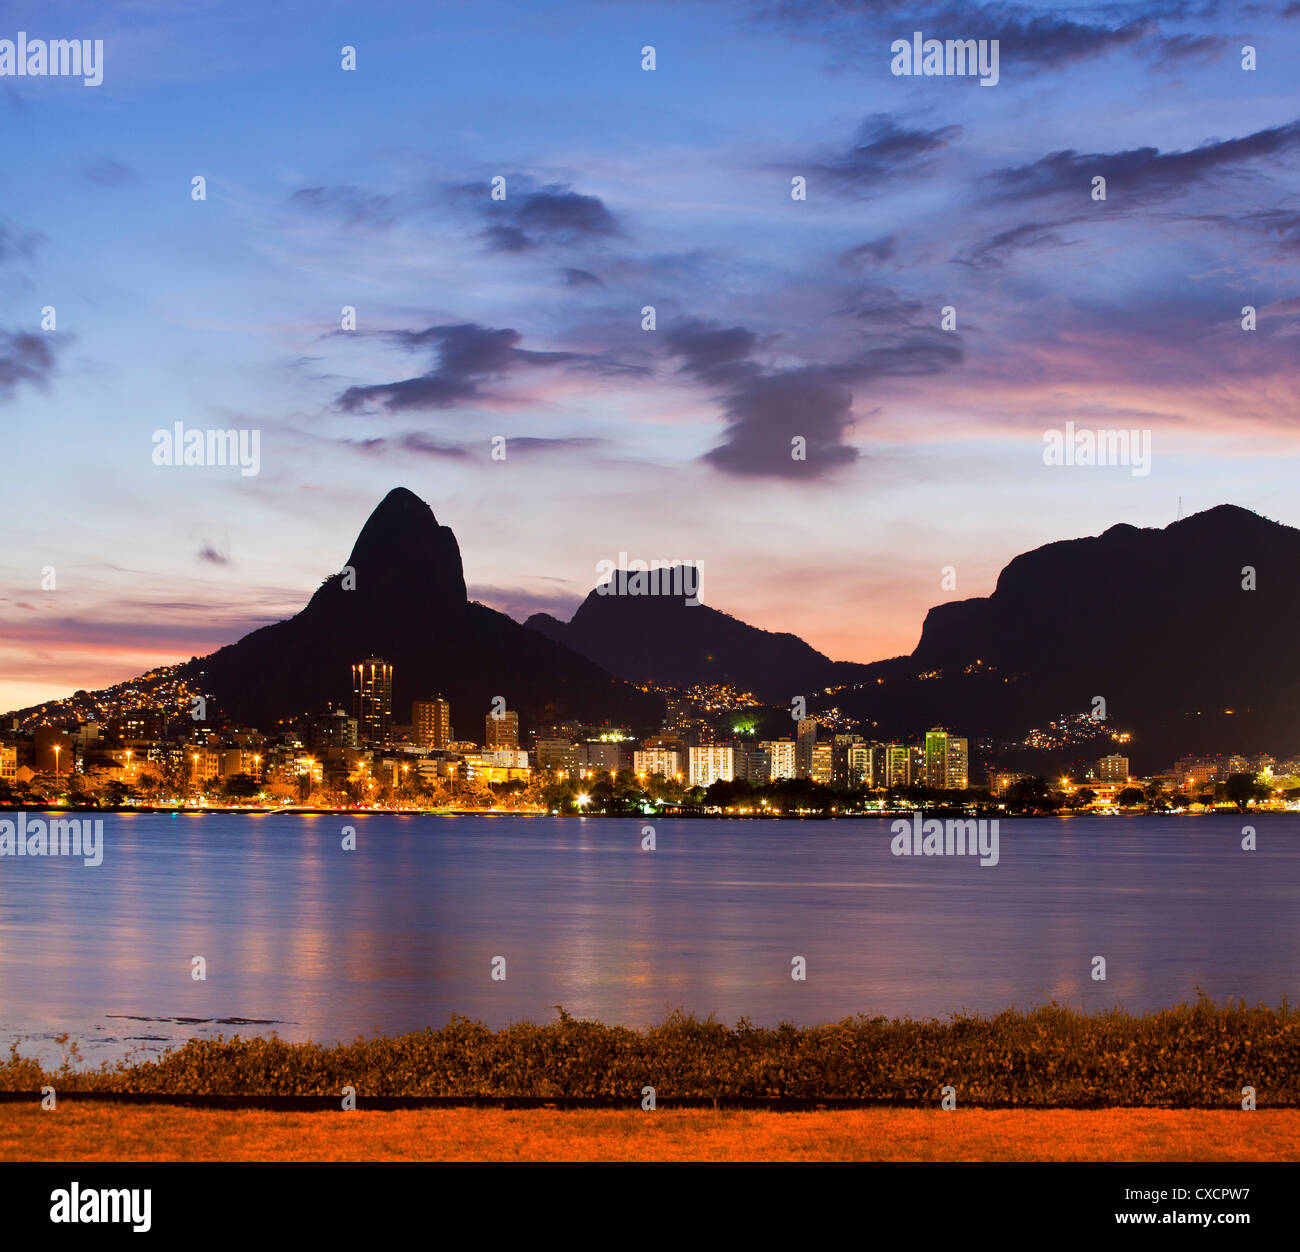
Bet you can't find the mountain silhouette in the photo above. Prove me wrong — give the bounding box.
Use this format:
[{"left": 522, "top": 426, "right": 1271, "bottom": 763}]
[
  {"left": 821, "top": 504, "right": 1300, "bottom": 769},
  {"left": 181, "top": 488, "right": 663, "bottom": 732},
  {"left": 526, "top": 570, "right": 869, "bottom": 703}
]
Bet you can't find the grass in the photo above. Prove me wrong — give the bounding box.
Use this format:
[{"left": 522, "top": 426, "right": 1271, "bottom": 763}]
[
  {"left": 4, "top": 998, "right": 1296, "bottom": 1107},
  {"left": 2, "top": 1104, "right": 1297, "bottom": 1161}
]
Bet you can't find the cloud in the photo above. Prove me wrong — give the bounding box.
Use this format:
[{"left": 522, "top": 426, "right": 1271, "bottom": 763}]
[
  {"left": 84, "top": 158, "right": 137, "bottom": 187},
  {"left": 664, "top": 319, "right": 760, "bottom": 384},
  {"left": 337, "top": 322, "right": 578, "bottom": 413},
  {"left": 0, "top": 330, "right": 57, "bottom": 402},
  {"left": 840, "top": 236, "right": 897, "bottom": 268},
  {"left": 456, "top": 180, "right": 620, "bottom": 251},
  {"left": 345, "top": 432, "right": 475, "bottom": 459},
  {"left": 560, "top": 267, "right": 603, "bottom": 287},
  {"left": 984, "top": 119, "right": 1300, "bottom": 204},
  {"left": 757, "top": 2, "right": 1195, "bottom": 72},
  {"left": 291, "top": 185, "right": 395, "bottom": 227},
  {"left": 196, "top": 541, "right": 230, "bottom": 565},
  {"left": 814, "top": 115, "right": 959, "bottom": 193},
  {"left": 954, "top": 217, "right": 1088, "bottom": 268},
  {"left": 665, "top": 315, "right": 963, "bottom": 478}
]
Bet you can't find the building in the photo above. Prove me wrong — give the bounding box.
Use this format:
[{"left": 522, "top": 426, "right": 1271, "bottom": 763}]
[
  {"left": 808, "top": 743, "right": 833, "bottom": 785},
  {"left": 305, "top": 708, "right": 359, "bottom": 752},
  {"left": 534, "top": 737, "right": 580, "bottom": 773},
  {"left": 580, "top": 741, "right": 627, "bottom": 772},
  {"left": 735, "top": 743, "right": 772, "bottom": 783},
  {"left": 351, "top": 657, "right": 393, "bottom": 741},
  {"left": 634, "top": 747, "right": 683, "bottom": 779},
  {"left": 795, "top": 719, "right": 818, "bottom": 778},
  {"left": 761, "top": 739, "right": 797, "bottom": 781},
  {"left": 884, "top": 743, "right": 911, "bottom": 788},
  {"left": 688, "top": 744, "right": 734, "bottom": 788},
  {"left": 0, "top": 744, "right": 16, "bottom": 783},
  {"left": 945, "top": 737, "right": 969, "bottom": 790},
  {"left": 412, "top": 698, "right": 452, "bottom": 750},
  {"left": 484, "top": 708, "right": 519, "bottom": 750},
  {"left": 1097, "top": 754, "right": 1130, "bottom": 783},
  {"left": 924, "top": 728, "right": 951, "bottom": 788},
  {"left": 846, "top": 742, "right": 876, "bottom": 788}
]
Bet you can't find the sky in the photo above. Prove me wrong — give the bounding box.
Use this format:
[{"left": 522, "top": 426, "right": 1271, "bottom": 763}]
[{"left": 3, "top": 0, "right": 1300, "bottom": 712}]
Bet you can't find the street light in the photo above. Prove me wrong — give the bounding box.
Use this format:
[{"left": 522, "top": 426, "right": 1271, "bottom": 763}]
[{"left": 52, "top": 744, "right": 61, "bottom": 778}]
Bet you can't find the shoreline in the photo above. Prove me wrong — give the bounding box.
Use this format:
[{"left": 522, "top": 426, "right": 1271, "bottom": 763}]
[{"left": 0, "top": 804, "right": 1278, "bottom": 819}]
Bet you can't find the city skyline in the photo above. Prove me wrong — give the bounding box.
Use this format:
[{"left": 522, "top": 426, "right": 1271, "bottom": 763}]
[{"left": 6, "top": 0, "right": 1300, "bottom": 714}]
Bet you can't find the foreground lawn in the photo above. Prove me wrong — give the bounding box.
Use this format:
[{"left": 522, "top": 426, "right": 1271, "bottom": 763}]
[{"left": 3, "top": 1105, "right": 1297, "bottom": 1162}]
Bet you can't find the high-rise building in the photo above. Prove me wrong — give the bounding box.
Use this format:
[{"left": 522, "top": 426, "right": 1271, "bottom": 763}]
[
  {"left": 761, "top": 740, "right": 797, "bottom": 780},
  {"left": 809, "top": 743, "right": 833, "bottom": 785},
  {"left": 884, "top": 743, "right": 911, "bottom": 788},
  {"left": 946, "top": 737, "right": 969, "bottom": 790},
  {"left": 633, "top": 747, "right": 683, "bottom": 779},
  {"left": 735, "top": 744, "right": 773, "bottom": 782},
  {"left": 846, "top": 742, "right": 876, "bottom": 788},
  {"left": 924, "top": 728, "right": 950, "bottom": 788},
  {"left": 1098, "top": 754, "right": 1130, "bottom": 782},
  {"left": 534, "top": 737, "right": 580, "bottom": 773},
  {"left": 412, "top": 697, "right": 452, "bottom": 750},
  {"left": 484, "top": 708, "right": 519, "bottom": 750},
  {"left": 351, "top": 657, "right": 393, "bottom": 741},
  {"left": 688, "top": 744, "right": 734, "bottom": 788},
  {"left": 305, "top": 708, "right": 359, "bottom": 752},
  {"left": 796, "top": 718, "right": 818, "bottom": 779}
]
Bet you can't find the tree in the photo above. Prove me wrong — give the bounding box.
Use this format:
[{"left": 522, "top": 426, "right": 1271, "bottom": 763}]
[
  {"left": 1225, "top": 772, "right": 1268, "bottom": 813},
  {"left": 222, "top": 773, "right": 262, "bottom": 801},
  {"left": 1116, "top": 787, "right": 1145, "bottom": 808}
]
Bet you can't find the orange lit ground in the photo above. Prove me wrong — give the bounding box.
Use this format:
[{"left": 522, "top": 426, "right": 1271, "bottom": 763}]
[{"left": 2, "top": 1104, "right": 1297, "bottom": 1162}]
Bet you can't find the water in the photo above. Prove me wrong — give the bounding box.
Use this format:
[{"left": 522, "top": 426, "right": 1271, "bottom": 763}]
[{"left": 0, "top": 811, "right": 1295, "bottom": 1068}]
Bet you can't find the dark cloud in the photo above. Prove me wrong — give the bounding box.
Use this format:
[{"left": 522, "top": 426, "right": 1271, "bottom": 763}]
[
  {"left": 758, "top": 2, "right": 1201, "bottom": 71},
  {"left": 457, "top": 180, "right": 620, "bottom": 251},
  {"left": 337, "top": 322, "right": 577, "bottom": 413},
  {"left": 665, "top": 315, "right": 962, "bottom": 479},
  {"left": 816, "top": 115, "right": 959, "bottom": 192},
  {"left": 196, "top": 541, "right": 230, "bottom": 565},
  {"left": 0, "top": 330, "right": 57, "bottom": 401},
  {"left": 840, "top": 236, "right": 897, "bottom": 268},
  {"left": 560, "top": 267, "right": 603, "bottom": 287},
  {"left": 482, "top": 224, "right": 536, "bottom": 253},
  {"left": 954, "top": 216, "right": 1088, "bottom": 268},
  {"left": 984, "top": 119, "right": 1300, "bottom": 203},
  {"left": 664, "top": 320, "right": 759, "bottom": 385},
  {"left": 84, "top": 158, "right": 137, "bottom": 186},
  {"left": 291, "top": 185, "right": 395, "bottom": 228},
  {"left": 346, "top": 432, "right": 474, "bottom": 459}
]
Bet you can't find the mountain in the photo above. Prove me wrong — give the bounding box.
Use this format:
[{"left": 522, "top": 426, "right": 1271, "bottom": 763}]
[
  {"left": 179, "top": 488, "right": 663, "bottom": 732},
  {"left": 820, "top": 505, "right": 1300, "bottom": 769},
  {"left": 526, "top": 572, "right": 871, "bottom": 703}
]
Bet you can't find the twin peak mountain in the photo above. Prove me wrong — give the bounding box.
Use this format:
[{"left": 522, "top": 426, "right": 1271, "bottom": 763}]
[{"left": 182, "top": 488, "right": 1300, "bottom": 767}]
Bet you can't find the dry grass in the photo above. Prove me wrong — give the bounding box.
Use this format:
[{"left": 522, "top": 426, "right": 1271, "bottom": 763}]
[{"left": 3, "top": 1103, "right": 1298, "bottom": 1162}]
